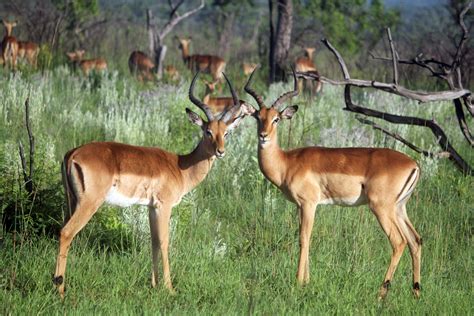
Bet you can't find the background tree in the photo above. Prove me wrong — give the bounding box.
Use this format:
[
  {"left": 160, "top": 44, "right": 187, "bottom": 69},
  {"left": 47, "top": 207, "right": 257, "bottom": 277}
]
[{"left": 269, "top": 0, "right": 293, "bottom": 83}]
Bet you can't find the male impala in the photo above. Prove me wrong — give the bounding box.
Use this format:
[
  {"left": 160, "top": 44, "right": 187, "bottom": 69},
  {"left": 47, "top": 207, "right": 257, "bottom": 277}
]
[
  {"left": 53, "top": 72, "right": 245, "bottom": 298},
  {"left": 128, "top": 50, "right": 155, "bottom": 81},
  {"left": 202, "top": 78, "right": 247, "bottom": 115},
  {"left": 1, "top": 20, "right": 19, "bottom": 70},
  {"left": 294, "top": 47, "right": 322, "bottom": 95},
  {"left": 243, "top": 66, "right": 422, "bottom": 299},
  {"left": 176, "top": 36, "right": 226, "bottom": 82},
  {"left": 18, "top": 40, "right": 39, "bottom": 68},
  {"left": 66, "top": 49, "right": 107, "bottom": 75}
]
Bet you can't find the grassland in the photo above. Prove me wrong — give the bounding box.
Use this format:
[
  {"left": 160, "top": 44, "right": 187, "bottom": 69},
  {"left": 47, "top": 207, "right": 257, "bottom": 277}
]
[{"left": 0, "top": 68, "right": 472, "bottom": 314}]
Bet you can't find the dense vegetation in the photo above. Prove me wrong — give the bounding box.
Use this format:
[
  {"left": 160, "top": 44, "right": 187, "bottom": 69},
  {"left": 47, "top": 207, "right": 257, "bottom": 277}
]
[{"left": 0, "top": 68, "right": 472, "bottom": 313}]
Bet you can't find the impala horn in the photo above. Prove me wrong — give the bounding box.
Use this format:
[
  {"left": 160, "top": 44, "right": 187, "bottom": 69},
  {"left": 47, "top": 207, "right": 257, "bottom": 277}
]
[
  {"left": 189, "top": 71, "right": 214, "bottom": 121},
  {"left": 271, "top": 66, "right": 298, "bottom": 109},
  {"left": 244, "top": 65, "right": 265, "bottom": 109}
]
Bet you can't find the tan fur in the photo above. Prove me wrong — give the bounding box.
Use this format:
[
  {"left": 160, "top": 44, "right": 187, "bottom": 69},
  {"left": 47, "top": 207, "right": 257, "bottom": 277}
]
[
  {"left": 242, "top": 75, "right": 422, "bottom": 299},
  {"left": 242, "top": 62, "right": 258, "bottom": 76},
  {"left": 53, "top": 84, "right": 246, "bottom": 299},
  {"left": 164, "top": 65, "right": 180, "bottom": 81},
  {"left": 66, "top": 49, "right": 107, "bottom": 75},
  {"left": 128, "top": 51, "right": 155, "bottom": 81},
  {"left": 177, "top": 37, "right": 226, "bottom": 81},
  {"left": 18, "top": 41, "right": 39, "bottom": 68},
  {"left": 2, "top": 20, "right": 18, "bottom": 70},
  {"left": 203, "top": 79, "right": 247, "bottom": 115},
  {"left": 295, "top": 47, "right": 322, "bottom": 95}
]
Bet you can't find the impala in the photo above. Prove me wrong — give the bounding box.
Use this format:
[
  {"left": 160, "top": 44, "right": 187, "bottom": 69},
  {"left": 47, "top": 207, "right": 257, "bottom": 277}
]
[
  {"left": 176, "top": 36, "right": 226, "bottom": 82},
  {"left": 294, "top": 47, "right": 322, "bottom": 95},
  {"left": 66, "top": 49, "right": 107, "bottom": 75},
  {"left": 1, "top": 20, "right": 18, "bottom": 70},
  {"left": 202, "top": 78, "right": 247, "bottom": 115},
  {"left": 164, "top": 65, "right": 180, "bottom": 81},
  {"left": 242, "top": 66, "right": 422, "bottom": 299},
  {"left": 18, "top": 40, "right": 39, "bottom": 68},
  {"left": 53, "top": 72, "right": 245, "bottom": 298},
  {"left": 128, "top": 50, "right": 155, "bottom": 81},
  {"left": 242, "top": 62, "right": 258, "bottom": 76}
]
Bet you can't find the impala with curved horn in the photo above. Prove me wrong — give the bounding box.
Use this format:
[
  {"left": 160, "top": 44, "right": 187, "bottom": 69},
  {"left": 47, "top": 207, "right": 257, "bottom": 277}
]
[
  {"left": 53, "top": 72, "right": 245, "bottom": 298},
  {"left": 242, "top": 66, "right": 422, "bottom": 299}
]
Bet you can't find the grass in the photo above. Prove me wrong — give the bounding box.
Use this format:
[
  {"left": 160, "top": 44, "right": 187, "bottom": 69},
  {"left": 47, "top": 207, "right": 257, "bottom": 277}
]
[{"left": 0, "top": 68, "right": 472, "bottom": 314}]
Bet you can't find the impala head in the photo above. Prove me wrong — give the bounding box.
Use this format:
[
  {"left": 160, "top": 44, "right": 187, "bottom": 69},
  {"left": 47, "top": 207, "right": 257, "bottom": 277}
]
[
  {"left": 304, "top": 47, "right": 316, "bottom": 59},
  {"left": 2, "top": 20, "right": 17, "bottom": 36},
  {"left": 242, "top": 65, "right": 299, "bottom": 148},
  {"left": 187, "top": 71, "right": 244, "bottom": 158},
  {"left": 66, "top": 49, "right": 85, "bottom": 62},
  {"left": 176, "top": 36, "right": 191, "bottom": 51},
  {"left": 203, "top": 79, "right": 218, "bottom": 94}
]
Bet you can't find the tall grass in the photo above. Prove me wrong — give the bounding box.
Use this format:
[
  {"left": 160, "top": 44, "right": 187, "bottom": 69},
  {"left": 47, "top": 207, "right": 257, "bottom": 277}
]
[{"left": 0, "top": 69, "right": 472, "bottom": 314}]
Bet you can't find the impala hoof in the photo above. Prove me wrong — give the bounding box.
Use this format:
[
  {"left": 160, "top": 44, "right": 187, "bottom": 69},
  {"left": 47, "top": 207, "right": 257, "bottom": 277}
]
[
  {"left": 378, "top": 280, "right": 390, "bottom": 300},
  {"left": 412, "top": 282, "right": 421, "bottom": 299}
]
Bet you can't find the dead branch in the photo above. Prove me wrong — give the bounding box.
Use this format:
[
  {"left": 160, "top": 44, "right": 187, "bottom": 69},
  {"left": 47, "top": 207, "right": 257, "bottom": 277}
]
[
  {"left": 355, "top": 116, "right": 450, "bottom": 159},
  {"left": 300, "top": 35, "right": 473, "bottom": 175},
  {"left": 344, "top": 86, "right": 473, "bottom": 175},
  {"left": 17, "top": 98, "right": 35, "bottom": 194}
]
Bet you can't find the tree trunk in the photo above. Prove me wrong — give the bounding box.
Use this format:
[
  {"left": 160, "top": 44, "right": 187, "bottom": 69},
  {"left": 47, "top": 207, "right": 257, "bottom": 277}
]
[
  {"left": 268, "top": 0, "right": 276, "bottom": 83},
  {"left": 269, "top": 0, "right": 293, "bottom": 83},
  {"left": 218, "top": 12, "right": 236, "bottom": 58}
]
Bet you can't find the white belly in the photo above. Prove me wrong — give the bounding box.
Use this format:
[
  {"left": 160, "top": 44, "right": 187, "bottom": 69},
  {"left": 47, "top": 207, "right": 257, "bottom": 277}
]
[
  {"left": 105, "top": 187, "right": 150, "bottom": 207},
  {"left": 319, "top": 195, "right": 367, "bottom": 207}
]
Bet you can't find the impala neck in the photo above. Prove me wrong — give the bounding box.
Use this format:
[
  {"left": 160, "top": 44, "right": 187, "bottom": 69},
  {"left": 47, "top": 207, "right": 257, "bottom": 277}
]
[
  {"left": 178, "top": 140, "right": 215, "bottom": 194},
  {"left": 257, "top": 131, "right": 286, "bottom": 187},
  {"left": 180, "top": 45, "right": 190, "bottom": 63}
]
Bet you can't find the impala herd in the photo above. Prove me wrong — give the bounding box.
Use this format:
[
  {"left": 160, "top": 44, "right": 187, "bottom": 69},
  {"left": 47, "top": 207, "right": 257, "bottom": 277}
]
[{"left": 0, "top": 18, "right": 422, "bottom": 302}]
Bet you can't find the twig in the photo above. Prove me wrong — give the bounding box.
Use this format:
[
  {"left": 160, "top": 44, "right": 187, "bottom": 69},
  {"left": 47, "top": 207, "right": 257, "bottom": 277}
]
[{"left": 386, "top": 28, "right": 399, "bottom": 85}]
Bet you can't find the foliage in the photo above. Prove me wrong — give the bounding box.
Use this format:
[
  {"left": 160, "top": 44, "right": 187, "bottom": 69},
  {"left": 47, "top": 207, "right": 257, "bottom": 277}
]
[{"left": 295, "top": 0, "right": 400, "bottom": 55}]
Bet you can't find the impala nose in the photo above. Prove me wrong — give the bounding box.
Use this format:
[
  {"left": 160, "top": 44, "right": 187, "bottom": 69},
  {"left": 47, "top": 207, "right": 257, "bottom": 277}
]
[{"left": 216, "top": 149, "right": 225, "bottom": 158}]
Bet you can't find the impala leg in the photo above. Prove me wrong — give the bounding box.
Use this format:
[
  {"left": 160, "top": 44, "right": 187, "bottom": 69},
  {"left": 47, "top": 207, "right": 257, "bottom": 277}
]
[
  {"left": 149, "top": 203, "right": 174, "bottom": 293},
  {"left": 297, "top": 202, "right": 316, "bottom": 285},
  {"left": 53, "top": 199, "right": 102, "bottom": 298},
  {"left": 398, "top": 203, "right": 422, "bottom": 298},
  {"left": 371, "top": 204, "right": 407, "bottom": 300},
  {"left": 148, "top": 206, "right": 160, "bottom": 288}
]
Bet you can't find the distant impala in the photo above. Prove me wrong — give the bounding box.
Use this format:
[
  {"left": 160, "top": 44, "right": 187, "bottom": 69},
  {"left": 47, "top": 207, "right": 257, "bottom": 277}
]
[
  {"left": 177, "top": 36, "right": 226, "bottom": 82},
  {"left": 294, "top": 47, "right": 322, "bottom": 95},
  {"left": 202, "top": 78, "right": 247, "bottom": 115},
  {"left": 1, "top": 20, "right": 19, "bottom": 70},
  {"left": 242, "top": 66, "right": 422, "bottom": 299},
  {"left": 53, "top": 72, "right": 247, "bottom": 298},
  {"left": 66, "top": 49, "right": 107, "bottom": 75},
  {"left": 18, "top": 40, "right": 39, "bottom": 68},
  {"left": 128, "top": 51, "right": 155, "bottom": 81}
]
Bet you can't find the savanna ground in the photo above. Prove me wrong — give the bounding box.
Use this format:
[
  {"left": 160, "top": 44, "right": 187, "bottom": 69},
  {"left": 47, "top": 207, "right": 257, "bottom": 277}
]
[{"left": 0, "top": 68, "right": 472, "bottom": 314}]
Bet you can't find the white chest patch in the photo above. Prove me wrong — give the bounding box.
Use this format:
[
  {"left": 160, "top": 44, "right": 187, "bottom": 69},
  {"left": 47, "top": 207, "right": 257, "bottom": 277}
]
[{"left": 105, "top": 186, "right": 150, "bottom": 207}]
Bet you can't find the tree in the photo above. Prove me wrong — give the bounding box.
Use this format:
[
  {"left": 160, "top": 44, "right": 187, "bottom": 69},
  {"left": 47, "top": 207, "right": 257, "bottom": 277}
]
[
  {"left": 147, "top": 0, "right": 204, "bottom": 79},
  {"left": 269, "top": 0, "right": 293, "bottom": 83},
  {"left": 295, "top": 0, "right": 400, "bottom": 56}
]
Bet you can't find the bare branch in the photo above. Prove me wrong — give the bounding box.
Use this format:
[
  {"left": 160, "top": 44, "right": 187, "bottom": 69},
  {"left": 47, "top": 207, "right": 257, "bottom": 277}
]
[
  {"left": 321, "top": 38, "right": 350, "bottom": 80},
  {"left": 356, "top": 116, "right": 450, "bottom": 159},
  {"left": 296, "top": 71, "right": 470, "bottom": 103},
  {"left": 158, "top": 0, "right": 205, "bottom": 42},
  {"left": 386, "top": 28, "right": 399, "bottom": 85},
  {"left": 344, "top": 86, "right": 473, "bottom": 175},
  {"left": 452, "top": 1, "right": 472, "bottom": 70},
  {"left": 17, "top": 98, "right": 35, "bottom": 194}
]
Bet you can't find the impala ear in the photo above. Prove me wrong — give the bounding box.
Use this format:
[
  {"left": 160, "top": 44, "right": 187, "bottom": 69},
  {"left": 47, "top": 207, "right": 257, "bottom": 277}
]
[
  {"left": 186, "top": 108, "right": 204, "bottom": 127},
  {"left": 280, "top": 105, "right": 298, "bottom": 119}
]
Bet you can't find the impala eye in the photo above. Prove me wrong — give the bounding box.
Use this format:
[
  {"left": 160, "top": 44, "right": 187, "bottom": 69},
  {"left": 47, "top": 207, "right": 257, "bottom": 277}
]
[
  {"left": 223, "top": 131, "right": 229, "bottom": 138},
  {"left": 273, "top": 117, "right": 280, "bottom": 124},
  {"left": 206, "top": 130, "right": 213, "bottom": 137}
]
